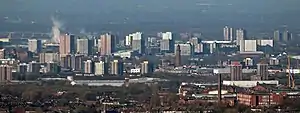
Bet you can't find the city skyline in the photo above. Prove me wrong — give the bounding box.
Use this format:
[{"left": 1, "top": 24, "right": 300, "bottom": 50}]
[{"left": 0, "top": 0, "right": 300, "bottom": 39}]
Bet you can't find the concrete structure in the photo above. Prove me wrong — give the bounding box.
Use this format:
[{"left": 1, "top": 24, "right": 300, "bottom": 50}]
[
  {"left": 229, "top": 61, "right": 242, "bottom": 81},
  {"left": 0, "top": 49, "right": 5, "bottom": 59},
  {"left": 160, "top": 32, "right": 174, "bottom": 53},
  {"left": 175, "top": 45, "right": 181, "bottom": 67},
  {"left": 110, "top": 59, "right": 124, "bottom": 76},
  {"left": 223, "top": 26, "right": 233, "bottom": 41},
  {"left": 130, "top": 32, "right": 144, "bottom": 54},
  {"left": 84, "top": 60, "right": 94, "bottom": 74},
  {"left": 201, "top": 41, "right": 232, "bottom": 44},
  {"left": 0, "top": 65, "right": 12, "bottom": 82},
  {"left": 283, "top": 30, "right": 292, "bottom": 42},
  {"left": 174, "top": 43, "right": 192, "bottom": 56},
  {"left": 95, "top": 61, "right": 108, "bottom": 76},
  {"left": 257, "top": 39, "right": 274, "bottom": 47},
  {"left": 244, "top": 40, "right": 257, "bottom": 52},
  {"left": 112, "top": 50, "right": 136, "bottom": 58},
  {"left": 273, "top": 30, "right": 281, "bottom": 41},
  {"left": 39, "top": 52, "right": 60, "bottom": 63},
  {"left": 189, "top": 37, "right": 201, "bottom": 46},
  {"left": 243, "top": 58, "right": 253, "bottom": 66},
  {"left": 209, "top": 42, "right": 218, "bottom": 53},
  {"left": 194, "top": 43, "right": 204, "bottom": 53},
  {"left": 59, "top": 33, "right": 75, "bottom": 56},
  {"left": 257, "top": 63, "right": 269, "bottom": 80},
  {"left": 71, "top": 54, "right": 84, "bottom": 71},
  {"left": 213, "top": 68, "right": 256, "bottom": 74},
  {"left": 46, "top": 62, "right": 60, "bottom": 74},
  {"left": 60, "top": 54, "right": 72, "bottom": 68},
  {"left": 125, "top": 34, "right": 133, "bottom": 46},
  {"left": 141, "top": 60, "right": 153, "bottom": 74},
  {"left": 28, "top": 61, "right": 41, "bottom": 73},
  {"left": 130, "top": 68, "right": 141, "bottom": 73},
  {"left": 76, "top": 38, "right": 89, "bottom": 55},
  {"left": 223, "top": 80, "right": 279, "bottom": 88},
  {"left": 236, "top": 29, "right": 246, "bottom": 45},
  {"left": 28, "top": 39, "right": 42, "bottom": 53},
  {"left": 17, "top": 63, "right": 28, "bottom": 73},
  {"left": 97, "top": 39, "right": 101, "bottom": 52},
  {"left": 100, "top": 33, "right": 115, "bottom": 56}
]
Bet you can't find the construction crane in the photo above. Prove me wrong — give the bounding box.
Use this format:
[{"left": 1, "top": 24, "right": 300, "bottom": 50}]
[
  {"left": 287, "top": 56, "right": 295, "bottom": 89},
  {"left": 274, "top": 53, "right": 299, "bottom": 89},
  {"left": 287, "top": 55, "right": 300, "bottom": 89}
]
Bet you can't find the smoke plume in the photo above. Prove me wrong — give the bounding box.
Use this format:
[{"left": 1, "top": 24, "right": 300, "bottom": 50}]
[{"left": 51, "top": 17, "right": 63, "bottom": 43}]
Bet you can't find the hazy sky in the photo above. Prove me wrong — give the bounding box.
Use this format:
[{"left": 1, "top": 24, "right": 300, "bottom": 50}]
[{"left": 0, "top": 0, "right": 300, "bottom": 38}]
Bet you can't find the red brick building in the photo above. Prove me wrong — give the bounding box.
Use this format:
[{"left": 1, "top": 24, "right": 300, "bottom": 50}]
[{"left": 237, "top": 93, "right": 282, "bottom": 107}]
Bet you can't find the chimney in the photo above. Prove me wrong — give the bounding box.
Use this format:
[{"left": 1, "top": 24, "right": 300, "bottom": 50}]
[{"left": 218, "top": 74, "right": 222, "bottom": 103}]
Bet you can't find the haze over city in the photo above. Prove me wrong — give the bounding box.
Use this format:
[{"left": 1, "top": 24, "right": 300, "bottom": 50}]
[
  {"left": 1, "top": 0, "right": 300, "bottom": 38},
  {"left": 2, "top": 0, "right": 300, "bottom": 112}
]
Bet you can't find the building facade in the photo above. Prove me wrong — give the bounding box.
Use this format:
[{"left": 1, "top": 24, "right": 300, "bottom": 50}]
[
  {"left": 257, "top": 63, "right": 269, "bottom": 80},
  {"left": 100, "top": 33, "right": 115, "bottom": 56},
  {"left": 230, "top": 61, "right": 243, "bottom": 81},
  {"left": 130, "top": 32, "right": 144, "bottom": 54},
  {"left": 0, "top": 65, "right": 12, "bottom": 82},
  {"left": 141, "top": 60, "right": 153, "bottom": 74},
  {"left": 28, "top": 39, "right": 42, "bottom": 53},
  {"left": 110, "top": 60, "right": 124, "bottom": 76},
  {"left": 95, "top": 61, "right": 108, "bottom": 76},
  {"left": 59, "top": 33, "right": 75, "bottom": 56},
  {"left": 84, "top": 60, "right": 94, "bottom": 74}
]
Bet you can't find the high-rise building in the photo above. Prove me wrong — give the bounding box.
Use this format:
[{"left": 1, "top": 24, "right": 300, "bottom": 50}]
[
  {"left": 110, "top": 59, "right": 123, "bottom": 76},
  {"left": 97, "top": 38, "right": 101, "bottom": 53},
  {"left": 283, "top": 30, "right": 292, "bottom": 42},
  {"left": 88, "top": 39, "right": 95, "bottom": 55},
  {"left": 236, "top": 29, "right": 246, "bottom": 45},
  {"left": 0, "top": 41, "right": 3, "bottom": 49},
  {"left": 17, "top": 63, "right": 28, "bottom": 73},
  {"left": 141, "top": 60, "right": 154, "bottom": 74},
  {"left": 84, "top": 60, "right": 94, "bottom": 74},
  {"left": 125, "top": 35, "right": 133, "bottom": 46},
  {"left": 95, "top": 61, "right": 108, "bottom": 76},
  {"left": 160, "top": 32, "right": 174, "bottom": 53},
  {"left": 229, "top": 27, "right": 234, "bottom": 41},
  {"left": 189, "top": 37, "right": 201, "bottom": 46},
  {"left": 0, "top": 49, "right": 5, "bottom": 59},
  {"left": 71, "top": 54, "right": 84, "bottom": 71},
  {"left": 273, "top": 30, "right": 281, "bottom": 41},
  {"left": 189, "top": 37, "right": 201, "bottom": 54},
  {"left": 46, "top": 62, "right": 61, "bottom": 74},
  {"left": 174, "top": 44, "right": 193, "bottom": 56},
  {"left": 59, "top": 33, "right": 75, "bottom": 56},
  {"left": 60, "top": 54, "right": 72, "bottom": 68},
  {"left": 224, "top": 26, "right": 233, "bottom": 41},
  {"left": 76, "top": 38, "right": 89, "bottom": 55},
  {"left": 0, "top": 65, "right": 12, "bottom": 82},
  {"left": 257, "top": 63, "right": 269, "bottom": 80},
  {"left": 28, "top": 61, "right": 41, "bottom": 73},
  {"left": 39, "top": 52, "right": 60, "bottom": 63},
  {"left": 130, "top": 32, "right": 145, "bottom": 54},
  {"left": 230, "top": 61, "right": 242, "bottom": 81},
  {"left": 28, "top": 39, "right": 42, "bottom": 53},
  {"left": 209, "top": 42, "right": 218, "bottom": 54},
  {"left": 175, "top": 45, "right": 181, "bottom": 67},
  {"left": 100, "top": 33, "right": 115, "bottom": 56},
  {"left": 242, "top": 40, "right": 257, "bottom": 52},
  {"left": 17, "top": 63, "right": 27, "bottom": 80}
]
